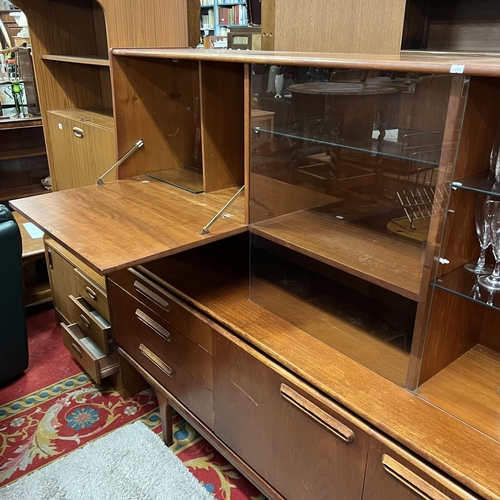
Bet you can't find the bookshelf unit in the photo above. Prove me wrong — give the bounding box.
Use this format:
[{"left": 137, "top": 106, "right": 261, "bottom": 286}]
[
  {"left": 14, "top": 0, "right": 193, "bottom": 191},
  {"left": 200, "top": 1, "right": 248, "bottom": 38}
]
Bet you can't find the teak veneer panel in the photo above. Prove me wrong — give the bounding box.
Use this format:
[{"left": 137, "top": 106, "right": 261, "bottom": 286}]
[
  {"left": 262, "top": 0, "right": 407, "bottom": 55},
  {"left": 252, "top": 278, "right": 409, "bottom": 386},
  {"left": 112, "top": 48, "right": 500, "bottom": 77},
  {"left": 252, "top": 210, "right": 423, "bottom": 300},
  {"left": 419, "top": 345, "right": 500, "bottom": 444},
  {"left": 137, "top": 242, "right": 500, "bottom": 500},
  {"left": 10, "top": 179, "right": 246, "bottom": 275}
]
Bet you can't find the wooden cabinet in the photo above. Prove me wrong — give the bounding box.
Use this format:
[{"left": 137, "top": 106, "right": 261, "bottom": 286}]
[
  {"left": 12, "top": 49, "right": 500, "bottom": 500},
  {"left": 363, "top": 432, "right": 481, "bottom": 500},
  {"left": 13, "top": 0, "right": 197, "bottom": 192},
  {"left": 45, "top": 109, "right": 115, "bottom": 191},
  {"left": 215, "top": 333, "right": 371, "bottom": 500},
  {"left": 0, "top": 118, "right": 48, "bottom": 204}
]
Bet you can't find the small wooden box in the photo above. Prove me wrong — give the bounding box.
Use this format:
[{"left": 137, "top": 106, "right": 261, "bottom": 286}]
[{"left": 227, "top": 26, "right": 261, "bottom": 50}]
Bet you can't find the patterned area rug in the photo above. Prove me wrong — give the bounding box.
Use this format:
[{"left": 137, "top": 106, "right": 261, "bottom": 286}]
[{"left": 0, "top": 372, "right": 266, "bottom": 499}]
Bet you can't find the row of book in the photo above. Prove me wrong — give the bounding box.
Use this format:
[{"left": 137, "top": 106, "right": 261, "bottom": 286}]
[
  {"left": 201, "top": 10, "right": 215, "bottom": 29},
  {"left": 200, "top": 0, "right": 214, "bottom": 5},
  {"left": 218, "top": 5, "right": 247, "bottom": 25}
]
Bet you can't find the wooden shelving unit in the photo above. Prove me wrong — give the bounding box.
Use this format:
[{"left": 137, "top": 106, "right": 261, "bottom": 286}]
[
  {"left": 41, "top": 54, "right": 110, "bottom": 66},
  {"left": 0, "top": 117, "right": 49, "bottom": 205}
]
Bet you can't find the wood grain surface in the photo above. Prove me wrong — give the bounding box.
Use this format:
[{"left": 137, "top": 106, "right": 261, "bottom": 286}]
[
  {"left": 136, "top": 239, "right": 500, "bottom": 500},
  {"left": 252, "top": 209, "right": 423, "bottom": 300},
  {"left": 10, "top": 179, "right": 247, "bottom": 275},
  {"left": 111, "top": 48, "right": 500, "bottom": 77}
]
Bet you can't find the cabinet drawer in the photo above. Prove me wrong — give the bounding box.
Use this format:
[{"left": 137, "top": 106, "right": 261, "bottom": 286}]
[
  {"left": 74, "top": 268, "right": 109, "bottom": 321},
  {"left": 109, "top": 267, "right": 212, "bottom": 353},
  {"left": 363, "top": 432, "right": 483, "bottom": 500},
  {"left": 215, "top": 334, "right": 371, "bottom": 500},
  {"left": 67, "top": 295, "right": 111, "bottom": 354},
  {"left": 61, "top": 323, "right": 118, "bottom": 384},
  {"left": 108, "top": 281, "right": 213, "bottom": 389},
  {"left": 108, "top": 282, "right": 213, "bottom": 428}
]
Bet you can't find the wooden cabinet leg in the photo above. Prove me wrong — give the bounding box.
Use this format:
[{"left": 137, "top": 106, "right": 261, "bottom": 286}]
[{"left": 156, "top": 391, "right": 173, "bottom": 446}]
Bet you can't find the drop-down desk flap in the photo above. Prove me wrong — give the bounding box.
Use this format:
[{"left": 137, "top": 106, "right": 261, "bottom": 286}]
[{"left": 10, "top": 177, "right": 247, "bottom": 276}]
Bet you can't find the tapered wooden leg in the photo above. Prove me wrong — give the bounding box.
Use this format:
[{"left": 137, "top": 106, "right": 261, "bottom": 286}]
[{"left": 156, "top": 391, "right": 173, "bottom": 446}]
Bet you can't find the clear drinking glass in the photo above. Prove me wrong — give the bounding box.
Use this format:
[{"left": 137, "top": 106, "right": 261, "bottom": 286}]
[
  {"left": 465, "top": 195, "right": 495, "bottom": 275},
  {"left": 479, "top": 202, "right": 500, "bottom": 291}
]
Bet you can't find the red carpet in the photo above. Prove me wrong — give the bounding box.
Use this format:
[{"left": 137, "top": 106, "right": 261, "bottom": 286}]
[
  {"left": 0, "top": 304, "right": 266, "bottom": 499},
  {"left": 0, "top": 304, "right": 81, "bottom": 405}
]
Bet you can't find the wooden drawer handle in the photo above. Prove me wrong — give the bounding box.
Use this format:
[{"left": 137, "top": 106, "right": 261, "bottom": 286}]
[
  {"left": 139, "top": 343, "right": 174, "bottom": 379},
  {"left": 71, "top": 343, "right": 83, "bottom": 358},
  {"left": 134, "top": 280, "right": 170, "bottom": 311},
  {"left": 280, "top": 384, "right": 354, "bottom": 444},
  {"left": 135, "top": 309, "right": 171, "bottom": 342},
  {"left": 72, "top": 127, "right": 84, "bottom": 138},
  {"left": 80, "top": 314, "right": 90, "bottom": 328},
  {"left": 85, "top": 286, "right": 97, "bottom": 301},
  {"left": 381, "top": 455, "right": 476, "bottom": 500}
]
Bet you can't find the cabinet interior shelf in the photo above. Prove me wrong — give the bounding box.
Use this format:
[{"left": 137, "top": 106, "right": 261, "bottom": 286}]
[
  {"left": 251, "top": 208, "right": 423, "bottom": 300},
  {"left": 41, "top": 54, "right": 110, "bottom": 67},
  {"left": 0, "top": 184, "right": 48, "bottom": 204},
  {"left": 0, "top": 147, "right": 47, "bottom": 161},
  {"left": 450, "top": 171, "right": 500, "bottom": 198},
  {"left": 418, "top": 345, "right": 500, "bottom": 444},
  {"left": 253, "top": 128, "right": 439, "bottom": 169},
  {"left": 432, "top": 261, "right": 500, "bottom": 313}
]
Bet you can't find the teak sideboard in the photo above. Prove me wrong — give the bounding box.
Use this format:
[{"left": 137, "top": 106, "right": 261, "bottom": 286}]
[{"left": 11, "top": 49, "right": 500, "bottom": 500}]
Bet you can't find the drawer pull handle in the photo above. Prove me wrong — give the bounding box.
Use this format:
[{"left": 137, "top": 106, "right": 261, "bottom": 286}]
[
  {"left": 134, "top": 280, "right": 171, "bottom": 311},
  {"left": 135, "top": 309, "right": 171, "bottom": 342},
  {"left": 280, "top": 384, "right": 354, "bottom": 444},
  {"left": 47, "top": 249, "right": 53, "bottom": 270},
  {"left": 80, "top": 314, "right": 91, "bottom": 328},
  {"left": 139, "top": 343, "right": 174, "bottom": 378},
  {"left": 382, "top": 455, "right": 460, "bottom": 500},
  {"left": 85, "top": 286, "right": 97, "bottom": 301},
  {"left": 71, "top": 343, "right": 83, "bottom": 358},
  {"left": 73, "top": 127, "right": 84, "bottom": 138}
]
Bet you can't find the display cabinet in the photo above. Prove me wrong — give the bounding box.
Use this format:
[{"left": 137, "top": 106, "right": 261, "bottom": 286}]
[{"left": 11, "top": 49, "right": 500, "bottom": 500}]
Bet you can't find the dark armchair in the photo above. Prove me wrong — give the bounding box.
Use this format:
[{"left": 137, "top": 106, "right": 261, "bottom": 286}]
[{"left": 0, "top": 205, "right": 28, "bottom": 385}]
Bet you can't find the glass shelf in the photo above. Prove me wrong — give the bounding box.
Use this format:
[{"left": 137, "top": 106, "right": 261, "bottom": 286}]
[
  {"left": 146, "top": 166, "right": 204, "bottom": 194},
  {"left": 432, "top": 259, "right": 500, "bottom": 312},
  {"left": 252, "top": 128, "right": 440, "bottom": 169},
  {"left": 450, "top": 171, "right": 500, "bottom": 198}
]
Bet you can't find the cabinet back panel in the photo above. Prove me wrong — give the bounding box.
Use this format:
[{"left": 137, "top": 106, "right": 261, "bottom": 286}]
[
  {"left": 201, "top": 62, "right": 244, "bottom": 192},
  {"left": 113, "top": 57, "right": 200, "bottom": 179},
  {"left": 404, "top": 0, "right": 500, "bottom": 52}
]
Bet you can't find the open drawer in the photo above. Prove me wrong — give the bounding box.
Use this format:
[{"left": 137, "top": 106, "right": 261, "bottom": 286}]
[
  {"left": 61, "top": 322, "right": 118, "bottom": 384},
  {"left": 67, "top": 295, "right": 112, "bottom": 354}
]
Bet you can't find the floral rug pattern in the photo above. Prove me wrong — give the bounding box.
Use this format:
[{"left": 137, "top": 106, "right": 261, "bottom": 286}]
[{"left": 0, "top": 372, "right": 266, "bottom": 499}]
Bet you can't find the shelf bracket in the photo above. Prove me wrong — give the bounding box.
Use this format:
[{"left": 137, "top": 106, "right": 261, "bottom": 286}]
[
  {"left": 96, "top": 140, "right": 143, "bottom": 186},
  {"left": 199, "top": 185, "right": 245, "bottom": 235}
]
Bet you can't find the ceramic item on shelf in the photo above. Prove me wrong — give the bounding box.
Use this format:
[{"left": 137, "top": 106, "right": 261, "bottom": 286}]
[{"left": 275, "top": 74, "right": 284, "bottom": 98}]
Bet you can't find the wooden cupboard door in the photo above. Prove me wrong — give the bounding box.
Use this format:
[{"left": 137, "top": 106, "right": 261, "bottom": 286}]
[
  {"left": 45, "top": 112, "right": 115, "bottom": 191},
  {"left": 215, "top": 334, "right": 371, "bottom": 500},
  {"left": 45, "top": 241, "right": 76, "bottom": 323},
  {"left": 363, "top": 432, "right": 483, "bottom": 500},
  {"left": 45, "top": 113, "right": 73, "bottom": 191}
]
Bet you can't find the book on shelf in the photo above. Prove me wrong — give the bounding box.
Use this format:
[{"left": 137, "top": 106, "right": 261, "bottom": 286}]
[{"left": 200, "top": 0, "right": 214, "bottom": 5}]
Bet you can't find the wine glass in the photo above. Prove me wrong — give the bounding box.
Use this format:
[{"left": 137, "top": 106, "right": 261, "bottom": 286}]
[
  {"left": 465, "top": 195, "right": 495, "bottom": 274},
  {"left": 479, "top": 202, "right": 500, "bottom": 291}
]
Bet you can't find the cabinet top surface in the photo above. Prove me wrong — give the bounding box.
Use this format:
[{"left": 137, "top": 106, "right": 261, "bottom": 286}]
[{"left": 111, "top": 48, "right": 500, "bottom": 76}]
